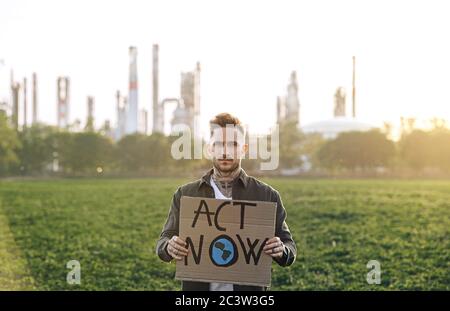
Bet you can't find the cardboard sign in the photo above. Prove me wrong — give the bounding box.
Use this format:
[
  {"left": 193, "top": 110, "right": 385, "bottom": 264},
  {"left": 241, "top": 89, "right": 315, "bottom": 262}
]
[{"left": 175, "top": 196, "right": 277, "bottom": 287}]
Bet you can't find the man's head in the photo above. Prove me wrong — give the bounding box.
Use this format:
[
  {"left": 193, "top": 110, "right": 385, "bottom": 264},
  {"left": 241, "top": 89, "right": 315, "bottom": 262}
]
[{"left": 208, "top": 113, "right": 248, "bottom": 173}]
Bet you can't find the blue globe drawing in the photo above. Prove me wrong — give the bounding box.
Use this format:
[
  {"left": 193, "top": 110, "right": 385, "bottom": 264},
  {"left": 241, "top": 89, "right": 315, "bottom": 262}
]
[{"left": 210, "top": 236, "right": 238, "bottom": 267}]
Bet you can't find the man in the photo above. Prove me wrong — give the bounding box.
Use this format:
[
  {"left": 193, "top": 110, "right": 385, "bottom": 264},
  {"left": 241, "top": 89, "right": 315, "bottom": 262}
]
[{"left": 156, "top": 112, "right": 296, "bottom": 291}]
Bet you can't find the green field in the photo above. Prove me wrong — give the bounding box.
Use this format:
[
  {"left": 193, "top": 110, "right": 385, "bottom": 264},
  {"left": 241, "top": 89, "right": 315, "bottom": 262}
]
[{"left": 0, "top": 178, "right": 448, "bottom": 290}]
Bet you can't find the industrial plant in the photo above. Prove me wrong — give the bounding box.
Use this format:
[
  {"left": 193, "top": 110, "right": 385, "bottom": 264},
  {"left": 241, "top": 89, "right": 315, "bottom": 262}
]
[
  {"left": 301, "top": 56, "right": 374, "bottom": 138},
  {"left": 1, "top": 50, "right": 369, "bottom": 141},
  {"left": 1, "top": 44, "right": 203, "bottom": 141},
  {"left": 276, "top": 70, "right": 300, "bottom": 127},
  {"left": 112, "top": 44, "right": 201, "bottom": 140}
]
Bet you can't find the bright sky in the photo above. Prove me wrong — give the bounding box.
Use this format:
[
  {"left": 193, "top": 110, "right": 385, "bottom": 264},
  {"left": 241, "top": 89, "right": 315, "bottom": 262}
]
[{"left": 1, "top": 0, "right": 449, "bottom": 137}]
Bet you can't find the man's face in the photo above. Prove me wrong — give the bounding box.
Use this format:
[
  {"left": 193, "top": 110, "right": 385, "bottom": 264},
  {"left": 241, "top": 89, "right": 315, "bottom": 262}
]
[{"left": 209, "top": 126, "right": 247, "bottom": 173}]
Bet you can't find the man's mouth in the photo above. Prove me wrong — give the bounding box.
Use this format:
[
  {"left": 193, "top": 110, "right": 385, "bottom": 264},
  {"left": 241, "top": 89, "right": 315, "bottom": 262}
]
[{"left": 218, "top": 159, "right": 233, "bottom": 163}]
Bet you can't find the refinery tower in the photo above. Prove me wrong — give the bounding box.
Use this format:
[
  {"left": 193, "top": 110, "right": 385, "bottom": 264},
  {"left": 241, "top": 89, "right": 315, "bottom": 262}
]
[{"left": 126, "top": 46, "right": 138, "bottom": 134}]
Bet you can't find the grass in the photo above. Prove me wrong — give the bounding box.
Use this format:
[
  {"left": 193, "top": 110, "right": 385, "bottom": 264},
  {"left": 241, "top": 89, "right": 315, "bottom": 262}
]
[
  {"left": 0, "top": 208, "right": 35, "bottom": 290},
  {"left": 0, "top": 177, "right": 448, "bottom": 290}
]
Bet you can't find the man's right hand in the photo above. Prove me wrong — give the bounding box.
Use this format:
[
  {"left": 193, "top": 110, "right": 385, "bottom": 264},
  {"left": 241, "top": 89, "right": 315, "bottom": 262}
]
[{"left": 167, "top": 236, "right": 189, "bottom": 260}]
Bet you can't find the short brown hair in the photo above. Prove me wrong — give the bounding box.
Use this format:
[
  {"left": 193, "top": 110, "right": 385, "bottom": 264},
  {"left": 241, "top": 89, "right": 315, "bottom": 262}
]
[{"left": 209, "top": 113, "right": 245, "bottom": 137}]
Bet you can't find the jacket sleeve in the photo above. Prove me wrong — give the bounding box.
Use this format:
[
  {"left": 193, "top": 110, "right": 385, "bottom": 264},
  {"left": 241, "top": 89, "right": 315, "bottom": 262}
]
[
  {"left": 272, "top": 190, "right": 297, "bottom": 267},
  {"left": 156, "top": 187, "right": 182, "bottom": 262}
]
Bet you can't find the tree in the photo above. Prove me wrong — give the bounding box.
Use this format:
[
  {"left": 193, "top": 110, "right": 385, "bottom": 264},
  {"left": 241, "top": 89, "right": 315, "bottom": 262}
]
[
  {"left": 17, "top": 124, "right": 58, "bottom": 175},
  {"left": 147, "top": 132, "right": 172, "bottom": 173},
  {"left": 301, "top": 133, "right": 326, "bottom": 170},
  {"left": 278, "top": 121, "right": 304, "bottom": 170},
  {"left": 429, "top": 129, "right": 450, "bottom": 172},
  {"left": 398, "top": 130, "right": 432, "bottom": 171},
  {"left": 0, "top": 113, "right": 21, "bottom": 175},
  {"left": 317, "top": 130, "right": 395, "bottom": 171},
  {"left": 48, "top": 130, "right": 70, "bottom": 174},
  {"left": 399, "top": 128, "right": 450, "bottom": 173},
  {"left": 59, "top": 132, "right": 114, "bottom": 175},
  {"left": 116, "top": 134, "right": 150, "bottom": 172}
]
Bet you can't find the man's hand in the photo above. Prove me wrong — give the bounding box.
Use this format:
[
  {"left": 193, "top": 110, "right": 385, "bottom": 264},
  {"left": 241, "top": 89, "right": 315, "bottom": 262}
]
[
  {"left": 167, "top": 236, "right": 189, "bottom": 261},
  {"left": 263, "top": 237, "right": 285, "bottom": 259}
]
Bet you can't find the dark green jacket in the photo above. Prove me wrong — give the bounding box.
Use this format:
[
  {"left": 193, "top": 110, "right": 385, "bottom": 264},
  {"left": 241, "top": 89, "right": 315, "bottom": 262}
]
[{"left": 156, "top": 168, "right": 297, "bottom": 291}]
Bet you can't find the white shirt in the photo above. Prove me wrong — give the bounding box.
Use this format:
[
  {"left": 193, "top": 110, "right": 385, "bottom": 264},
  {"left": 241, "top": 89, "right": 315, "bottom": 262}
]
[{"left": 209, "top": 176, "right": 234, "bottom": 291}]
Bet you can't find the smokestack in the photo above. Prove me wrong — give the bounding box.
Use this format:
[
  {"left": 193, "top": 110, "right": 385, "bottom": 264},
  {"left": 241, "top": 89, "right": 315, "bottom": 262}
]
[
  {"left": 194, "top": 61, "right": 201, "bottom": 116},
  {"left": 152, "top": 44, "right": 161, "bottom": 133},
  {"left": 126, "top": 46, "right": 138, "bottom": 134},
  {"left": 139, "top": 109, "right": 148, "bottom": 134},
  {"left": 57, "top": 77, "right": 70, "bottom": 128},
  {"left": 23, "top": 77, "right": 27, "bottom": 129},
  {"left": 11, "top": 81, "right": 20, "bottom": 130},
  {"left": 334, "top": 87, "right": 346, "bottom": 117},
  {"left": 352, "top": 56, "right": 356, "bottom": 118},
  {"left": 12, "top": 84, "right": 20, "bottom": 129},
  {"left": 87, "top": 96, "right": 94, "bottom": 119},
  {"left": 86, "top": 96, "right": 94, "bottom": 131},
  {"left": 194, "top": 61, "right": 201, "bottom": 139},
  {"left": 116, "top": 90, "right": 121, "bottom": 111},
  {"left": 115, "top": 90, "right": 127, "bottom": 140},
  {"left": 32, "top": 73, "right": 37, "bottom": 124},
  {"left": 10, "top": 70, "right": 19, "bottom": 130}
]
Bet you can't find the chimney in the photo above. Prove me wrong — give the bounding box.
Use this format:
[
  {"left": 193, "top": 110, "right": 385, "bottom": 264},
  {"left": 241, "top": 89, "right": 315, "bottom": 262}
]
[
  {"left": 23, "top": 77, "right": 27, "bottom": 129},
  {"left": 32, "top": 73, "right": 38, "bottom": 124},
  {"left": 352, "top": 56, "right": 356, "bottom": 118},
  {"left": 10, "top": 70, "right": 20, "bottom": 130},
  {"left": 152, "top": 44, "right": 161, "bottom": 133},
  {"left": 126, "top": 46, "right": 138, "bottom": 134}
]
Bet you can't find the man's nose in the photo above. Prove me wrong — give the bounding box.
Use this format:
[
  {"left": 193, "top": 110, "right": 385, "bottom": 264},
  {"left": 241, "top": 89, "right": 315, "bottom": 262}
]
[{"left": 222, "top": 152, "right": 234, "bottom": 159}]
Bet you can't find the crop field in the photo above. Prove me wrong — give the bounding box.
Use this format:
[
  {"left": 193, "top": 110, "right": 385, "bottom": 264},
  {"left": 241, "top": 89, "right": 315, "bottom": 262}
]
[{"left": 0, "top": 178, "right": 448, "bottom": 290}]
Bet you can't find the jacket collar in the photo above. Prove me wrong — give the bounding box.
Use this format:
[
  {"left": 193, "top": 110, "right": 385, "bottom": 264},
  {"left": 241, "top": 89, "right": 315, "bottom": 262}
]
[{"left": 199, "top": 167, "right": 249, "bottom": 190}]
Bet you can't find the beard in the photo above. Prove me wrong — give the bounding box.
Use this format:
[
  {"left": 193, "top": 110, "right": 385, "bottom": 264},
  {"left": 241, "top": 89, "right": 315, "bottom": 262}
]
[{"left": 213, "top": 158, "right": 240, "bottom": 174}]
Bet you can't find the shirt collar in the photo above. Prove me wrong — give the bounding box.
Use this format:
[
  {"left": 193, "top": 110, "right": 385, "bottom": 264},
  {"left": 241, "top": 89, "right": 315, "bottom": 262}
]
[{"left": 199, "top": 167, "right": 249, "bottom": 190}]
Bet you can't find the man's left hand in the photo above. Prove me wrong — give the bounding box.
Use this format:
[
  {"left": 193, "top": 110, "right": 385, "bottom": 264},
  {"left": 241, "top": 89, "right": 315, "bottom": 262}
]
[{"left": 263, "top": 237, "right": 284, "bottom": 259}]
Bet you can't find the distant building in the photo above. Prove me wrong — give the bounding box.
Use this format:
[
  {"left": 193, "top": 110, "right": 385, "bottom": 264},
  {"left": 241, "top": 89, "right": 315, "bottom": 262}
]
[
  {"left": 277, "top": 71, "right": 300, "bottom": 126},
  {"left": 0, "top": 62, "right": 11, "bottom": 119},
  {"left": 302, "top": 117, "right": 374, "bottom": 139},
  {"left": 139, "top": 109, "right": 148, "bottom": 134},
  {"left": 85, "top": 96, "right": 95, "bottom": 131},
  {"left": 102, "top": 120, "right": 114, "bottom": 140},
  {"left": 115, "top": 90, "right": 127, "bottom": 140},
  {"left": 302, "top": 56, "right": 374, "bottom": 139},
  {"left": 171, "top": 62, "right": 201, "bottom": 137},
  {"left": 57, "top": 76, "right": 70, "bottom": 129},
  {"left": 126, "top": 46, "right": 138, "bottom": 134},
  {"left": 11, "top": 81, "right": 20, "bottom": 130},
  {"left": 150, "top": 44, "right": 201, "bottom": 138},
  {"left": 334, "top": 87, "right": 346, "bottom": 117},
  {"left": 32, "top": 73, "right": 38, "bottom": 124},
  {"left": 152, "top": 44, "right": 163, "bottom": 134},
  {"left": 22, "top": 77, "right": 27, "bottom": 128},
  {"left": 171, "top": 101, "right": 193, "bottom": 133}
]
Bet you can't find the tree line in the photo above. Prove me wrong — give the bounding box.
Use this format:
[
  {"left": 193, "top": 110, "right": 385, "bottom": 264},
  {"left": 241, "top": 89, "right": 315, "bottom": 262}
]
[
  {"left": 1, "top": 113, "right": 450, "bottom": 177},
  {"left": 0, "top": 113, "right": 208, "bottom": 177}
]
